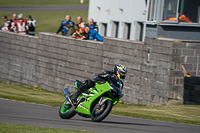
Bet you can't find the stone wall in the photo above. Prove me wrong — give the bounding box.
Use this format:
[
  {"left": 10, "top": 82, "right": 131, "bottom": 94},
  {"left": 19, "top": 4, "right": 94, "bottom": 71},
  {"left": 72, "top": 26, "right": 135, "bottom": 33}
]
[
  {"left": 169, "top": 40, "right": 200, "bottom": 104},
  {"left": 0, "top": 32, "right": 38, "bottom": 87},
  {"left": 0, "top": 31, "right": 199, "bottom": 105},
  {"left": 36, "top": 33, "right": 103, "bottom": 93}
]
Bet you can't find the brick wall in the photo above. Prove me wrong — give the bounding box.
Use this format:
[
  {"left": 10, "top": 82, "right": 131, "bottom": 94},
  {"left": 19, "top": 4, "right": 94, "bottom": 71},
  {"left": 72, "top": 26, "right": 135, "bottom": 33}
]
[
  {"left": 169, "top": 41, "right": 200, "bottom": 104},
  {"left": 0, "top": 31, "right": 38, "bottom": 86},
  {"left": 1, "top": 31, "right": 199, "bottom": 105},
  {"left": 36, "top": 33, "right": 103, "bottom": 92}
]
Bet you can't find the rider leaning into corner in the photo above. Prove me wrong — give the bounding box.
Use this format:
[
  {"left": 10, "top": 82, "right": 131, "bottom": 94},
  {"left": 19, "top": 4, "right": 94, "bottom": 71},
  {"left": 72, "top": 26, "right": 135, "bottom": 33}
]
[{"left": 69, "top": 64, "right": 127, "bottom": 105}]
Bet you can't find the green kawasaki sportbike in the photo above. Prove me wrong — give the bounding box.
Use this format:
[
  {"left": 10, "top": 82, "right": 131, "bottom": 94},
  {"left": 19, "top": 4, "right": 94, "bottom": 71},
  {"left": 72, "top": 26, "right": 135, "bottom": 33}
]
[{"left": 59, "top": 76, "right": 124, "bottom": 122}]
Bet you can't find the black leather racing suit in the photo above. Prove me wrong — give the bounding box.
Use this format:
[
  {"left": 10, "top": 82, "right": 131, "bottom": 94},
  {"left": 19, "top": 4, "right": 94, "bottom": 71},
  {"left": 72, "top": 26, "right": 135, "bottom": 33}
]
[{"left": 93, "top": 71, "right": 124, "bottom": 90}]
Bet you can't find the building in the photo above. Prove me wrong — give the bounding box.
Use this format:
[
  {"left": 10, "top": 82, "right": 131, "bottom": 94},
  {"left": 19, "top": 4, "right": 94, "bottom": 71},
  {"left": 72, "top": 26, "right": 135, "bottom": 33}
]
[
  {"left": 88, "top": 0, "right": 200, "bottom": 41},
  {"left": 88, "top": 0, "right": 148, "bottom": 41}
]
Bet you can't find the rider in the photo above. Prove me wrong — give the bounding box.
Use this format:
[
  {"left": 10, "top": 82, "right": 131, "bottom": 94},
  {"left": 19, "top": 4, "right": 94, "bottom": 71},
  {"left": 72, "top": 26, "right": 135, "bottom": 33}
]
[{"left": 69, "top": 64, "right": 127, "bottom": 105}]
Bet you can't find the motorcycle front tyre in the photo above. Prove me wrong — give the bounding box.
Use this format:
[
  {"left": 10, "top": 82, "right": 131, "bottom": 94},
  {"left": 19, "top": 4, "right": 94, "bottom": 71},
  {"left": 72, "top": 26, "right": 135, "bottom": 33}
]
[
  {"left": 59, "top": 99, "right": 76, "bottom": 119},
  {"left": 91, "top": 99, "right": 113, "bottom": 122}
]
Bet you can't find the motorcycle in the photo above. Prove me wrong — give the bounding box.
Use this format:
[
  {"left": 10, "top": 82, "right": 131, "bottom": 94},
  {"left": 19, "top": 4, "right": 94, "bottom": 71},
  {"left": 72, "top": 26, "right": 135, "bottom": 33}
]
[{"left": 59, "top": 76, "right": 124, "bottom": 122}]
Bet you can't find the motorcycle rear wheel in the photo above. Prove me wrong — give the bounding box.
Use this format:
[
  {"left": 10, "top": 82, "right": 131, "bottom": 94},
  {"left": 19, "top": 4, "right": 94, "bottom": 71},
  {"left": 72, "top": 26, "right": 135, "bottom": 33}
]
[
  {"left": 59, "top": 99, "right": 76, "bottom": 119},
  {"left": 91, "top": 99, "right": 113, "bottom": 122}
]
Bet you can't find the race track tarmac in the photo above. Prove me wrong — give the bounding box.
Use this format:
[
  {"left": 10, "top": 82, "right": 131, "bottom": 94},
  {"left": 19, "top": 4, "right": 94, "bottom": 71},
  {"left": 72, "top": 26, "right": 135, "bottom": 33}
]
[
  {"left": 0, "top": 5, "right": 88, "bottom": 12},
  {"left": 0, "top": 98, "right": 200, "bottom": 133}
]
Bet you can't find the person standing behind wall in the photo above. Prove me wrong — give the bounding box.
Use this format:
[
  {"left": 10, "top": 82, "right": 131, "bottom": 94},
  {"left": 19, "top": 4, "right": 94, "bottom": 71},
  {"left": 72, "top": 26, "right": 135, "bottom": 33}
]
[
  {"left": 82, "top": 25, "right": 90, "bottom": 40},
  {"left": 27, "top": 15, "right": 36, "bottom": 36},
  {"left": 85, "top": 25, "right": 103, "bottom": 42},
  {"left": 87, "top": 18, "right": 98, "bottom": 33},
  {"left": 1, "top": 15, "right": 10, "bottom": 31},
  {"left": 77, "top": 16, "right": 85, "bottom": 28},
  {"left": 54, "top": 15, "right": 74, "bottom": 36},
  {"left": 72, "top": 24, "right": 85, "bottom": 38},
  {"left": 10, "top": 14, "right": 17, "bottom": 33},
  {"left": 66, "top": 23, "right": 75, "bottom": 36},
  {"left": 10, "top": 14, "right": 28, "bottom": 35}
]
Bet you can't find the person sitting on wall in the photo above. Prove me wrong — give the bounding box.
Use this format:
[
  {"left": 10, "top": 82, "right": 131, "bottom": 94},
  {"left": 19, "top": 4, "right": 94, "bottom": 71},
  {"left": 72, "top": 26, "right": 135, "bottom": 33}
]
[
  {"left": 83, "top": 25, "right": 103, "bottom": 42},
  {"left": 10, "top": 14, "right": 29, "bottom": 35},
  {"left": 72, "top": 24, "right": 85, "bottom": 39},
  {"left": 54, "top": 15, "right": 74, "bottom": 36},
  {"left": 87, "top": 18, "right": 98, "bottom": 33},
  {"left": 77, "top": 16, "right": 85, "bottom": 28},
  {"left": 1, "top": 15, "right": 11, "bottom": 31}
]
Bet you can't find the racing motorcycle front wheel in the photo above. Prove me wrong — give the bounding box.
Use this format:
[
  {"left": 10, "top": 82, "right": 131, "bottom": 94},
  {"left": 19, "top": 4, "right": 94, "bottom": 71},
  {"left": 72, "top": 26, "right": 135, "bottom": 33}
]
[{"left": 91, "top": 99, "right": 113, "bottom": 122}]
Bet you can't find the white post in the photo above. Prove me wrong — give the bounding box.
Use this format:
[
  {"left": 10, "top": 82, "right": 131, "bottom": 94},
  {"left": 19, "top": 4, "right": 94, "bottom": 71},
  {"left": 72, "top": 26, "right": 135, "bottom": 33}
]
[{"left": 80, "top": 0, "right": 84, "bottom": 4}]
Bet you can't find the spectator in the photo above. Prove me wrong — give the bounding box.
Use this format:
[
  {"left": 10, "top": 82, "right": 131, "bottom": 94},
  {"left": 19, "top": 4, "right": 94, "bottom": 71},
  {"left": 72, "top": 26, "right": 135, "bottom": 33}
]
[
  {"left": 72, "top": 24, "right": 85, "bottom": 38},
  {"left": 54, "top": 15, "right": 74, "bottom": 36},
  {"left": 10, "top": 14, "right": 17, "bottom": 32},
  {"left": 66, "top": 23, "right": 75, "bottom": 36},
  {"left": 10, "top": 14, "right": 28, "bottom": 35},
  {"left": 1, "top": 15, "right": 10, "bottom": 31},
  {"left": 27, "top": 15, "right": 36, "bottom": 36},
  {"left": 77, "top": 16, "right": 85, "bottom": 28},
  {"left": 82, "top": 25, "right": 90, "bottom": 40},
  {"left": 84, "top": 25, "right": 103, "bottom": 42},
  {"left": 87, "top": 18, "right": 98, "bottom": 33}
]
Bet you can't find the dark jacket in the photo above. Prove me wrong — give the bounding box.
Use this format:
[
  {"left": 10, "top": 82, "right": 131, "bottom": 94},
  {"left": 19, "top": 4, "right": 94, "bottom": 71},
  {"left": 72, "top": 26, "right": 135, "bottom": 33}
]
[
  {"left": 90, "top": 24, "right": 98, "bottom": 33},
  {"left": 93, "top": 71, "right": 124, "bottom": 90},
  {"left": 56, "top": 20, "right": 74, "bottom": 35}
]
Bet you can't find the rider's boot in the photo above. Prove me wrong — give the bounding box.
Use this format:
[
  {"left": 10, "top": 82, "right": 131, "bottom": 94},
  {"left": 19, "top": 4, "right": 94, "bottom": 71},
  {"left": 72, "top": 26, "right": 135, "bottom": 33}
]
[
  {"left": 69, "top": 80, "right": 95, "bottom": 106},
  {"left": 69, "top": 88, "right": 82, "bottom": 106}
]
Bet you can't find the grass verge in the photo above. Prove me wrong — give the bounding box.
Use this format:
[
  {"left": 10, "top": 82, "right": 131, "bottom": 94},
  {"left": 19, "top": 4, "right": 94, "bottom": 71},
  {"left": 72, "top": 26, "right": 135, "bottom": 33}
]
[
  {"left": 0, "top": 82, "right": 65, "bottom": 107},
  {"left": 111, "top": 103, "right": 200, "bottom": 125},
  {"left": 0, "top": 82, "right": 200, "bottom": 125},
  {"left": 0, "top": 10, "right": 88, "bottom": 35},
  {"left": 0, "top": 0, "right": 89, "bottom": 6},
  {"left": 0, "top": 123, "right": 95, "bottom": 133}
]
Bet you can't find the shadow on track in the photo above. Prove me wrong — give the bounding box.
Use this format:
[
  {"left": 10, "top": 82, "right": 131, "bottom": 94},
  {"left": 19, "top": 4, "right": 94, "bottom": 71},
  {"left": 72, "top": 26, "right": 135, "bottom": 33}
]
[{"left": 72, "top": 118, "right": 171, "bottom": 128}]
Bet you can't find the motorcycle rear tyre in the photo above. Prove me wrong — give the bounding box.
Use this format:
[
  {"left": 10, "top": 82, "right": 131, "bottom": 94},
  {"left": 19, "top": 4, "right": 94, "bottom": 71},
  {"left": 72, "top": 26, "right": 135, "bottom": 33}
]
[{"left": 59, "top": 99, "right": 76, "bottom": 119}]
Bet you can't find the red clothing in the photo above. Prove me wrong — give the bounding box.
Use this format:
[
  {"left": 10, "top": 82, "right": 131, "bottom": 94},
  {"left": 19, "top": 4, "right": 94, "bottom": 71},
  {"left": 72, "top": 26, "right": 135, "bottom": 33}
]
[
  {"left": 14, "top": 19, "right": 28, "bottom": 34},
  {"left": 75, "top": 27, "right": 85, "bottom": 38}
]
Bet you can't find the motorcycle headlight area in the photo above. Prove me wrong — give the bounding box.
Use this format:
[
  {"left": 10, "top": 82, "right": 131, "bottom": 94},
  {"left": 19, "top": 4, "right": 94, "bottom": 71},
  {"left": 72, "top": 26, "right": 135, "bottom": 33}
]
[
  {"left": 117, "top": 90, "right": 124, "bottom": 98},
  {"left": 109, "top": 84, "right": 123, "bottom": 98}
]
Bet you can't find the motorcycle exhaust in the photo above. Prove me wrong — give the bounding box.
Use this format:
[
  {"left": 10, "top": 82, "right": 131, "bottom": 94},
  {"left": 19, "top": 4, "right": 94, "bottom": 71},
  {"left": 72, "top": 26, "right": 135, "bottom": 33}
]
[{"left": 63, "top": 88, "right": 71, "bottom": 98}]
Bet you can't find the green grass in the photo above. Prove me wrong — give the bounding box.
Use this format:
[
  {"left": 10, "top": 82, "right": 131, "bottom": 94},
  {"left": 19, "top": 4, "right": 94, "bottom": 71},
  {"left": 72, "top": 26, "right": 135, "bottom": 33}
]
[
  {"left": 0, "top": 123, "right": 95, "bottom": 133},
  {"left": 111, "top": 103, "right": 200, "bottom": 125},
  {"left": 0, "top": 10, "right": 88, "bottom": 35},
  {"left": 0, "top": 82, "right": 65, "bottom": 107},
  {"left": 0, "top": 0, "right": 89, "bottom": 6},
  {"left": 0, "top": 82, "right": 200, "bottom": 125}
]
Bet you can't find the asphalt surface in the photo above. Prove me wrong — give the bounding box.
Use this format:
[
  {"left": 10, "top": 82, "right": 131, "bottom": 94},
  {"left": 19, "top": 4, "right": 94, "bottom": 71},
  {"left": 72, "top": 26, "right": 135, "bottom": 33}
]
[
  {"left": 0, "top": 98, "right": 200, "bottom": 133},
  {"left": 0, "top": 5, "right": 88, "bottom": 12}
]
